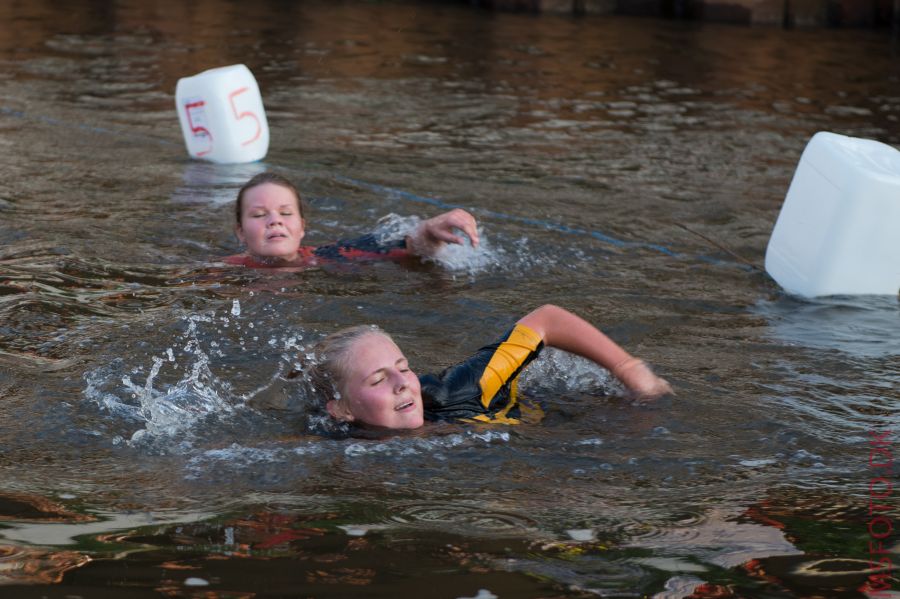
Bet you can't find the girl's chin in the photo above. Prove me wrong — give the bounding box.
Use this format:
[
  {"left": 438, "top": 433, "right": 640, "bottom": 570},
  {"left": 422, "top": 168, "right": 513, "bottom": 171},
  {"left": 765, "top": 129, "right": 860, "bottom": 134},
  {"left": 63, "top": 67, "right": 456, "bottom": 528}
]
[
  {"left": 400, "top": 414, "right": 425, "bottom": 429},
  {"left": 382, "top": 413, "right": 425, "bottom": 430},
  {"left": 355, "top": 416, "right": 424, "bottom": 431}
]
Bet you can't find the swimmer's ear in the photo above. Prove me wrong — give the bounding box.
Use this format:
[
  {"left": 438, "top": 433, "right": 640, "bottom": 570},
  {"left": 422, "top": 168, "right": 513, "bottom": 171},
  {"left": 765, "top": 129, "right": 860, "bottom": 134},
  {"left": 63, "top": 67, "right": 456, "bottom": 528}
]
[
  {"left": 234, "top": 223, "right": 246, "bottom": 244},
  {"left": 326, "top": 399, "right": 354, "bottom": 423}
]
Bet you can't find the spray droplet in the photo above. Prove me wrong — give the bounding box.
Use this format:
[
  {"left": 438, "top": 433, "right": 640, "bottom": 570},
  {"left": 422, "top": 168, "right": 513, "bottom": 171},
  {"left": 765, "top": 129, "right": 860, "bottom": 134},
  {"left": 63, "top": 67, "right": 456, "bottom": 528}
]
[
  {"left": 566, "top": 529, "right": 596, "bottom": 541},
  {"left": 231, "top": 299, "right": 241, "bottom": 317}
]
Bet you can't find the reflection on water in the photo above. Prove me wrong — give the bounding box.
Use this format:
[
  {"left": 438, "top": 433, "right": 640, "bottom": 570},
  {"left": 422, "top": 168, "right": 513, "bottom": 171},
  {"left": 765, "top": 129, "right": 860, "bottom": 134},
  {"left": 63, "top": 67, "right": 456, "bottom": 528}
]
[
  {"left": 755, "top": 294, "right": 900, "bottom": 358},
  {"left": 1, "top": 0, "right": 898, "bottom": 597},
  {"left": 0, "top": 543, "right": 91, "bottom": 586},
  {"left": 752, "top": 295, "right": 899, "bottom": 447},
  {"left": 0, "top": 490, "right": 891, "bottom": 596}
]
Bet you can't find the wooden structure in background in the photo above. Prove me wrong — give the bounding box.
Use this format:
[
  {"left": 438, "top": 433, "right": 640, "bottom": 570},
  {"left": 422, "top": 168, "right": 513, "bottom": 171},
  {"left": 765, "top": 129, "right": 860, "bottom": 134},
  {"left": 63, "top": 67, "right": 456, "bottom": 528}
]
[{"left": 472, "top": 0, "right": 898, "bottom": 27}]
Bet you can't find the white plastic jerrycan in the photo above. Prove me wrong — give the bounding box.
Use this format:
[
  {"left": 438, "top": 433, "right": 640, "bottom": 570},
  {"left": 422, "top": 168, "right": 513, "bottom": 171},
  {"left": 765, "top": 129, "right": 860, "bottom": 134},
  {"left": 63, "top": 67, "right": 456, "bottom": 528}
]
[
  {"left": 175, "top": 64, "right": 270, "bottom": 164},
  {"left": 765, "top": 131, "right": 900, "bottom": 297}
]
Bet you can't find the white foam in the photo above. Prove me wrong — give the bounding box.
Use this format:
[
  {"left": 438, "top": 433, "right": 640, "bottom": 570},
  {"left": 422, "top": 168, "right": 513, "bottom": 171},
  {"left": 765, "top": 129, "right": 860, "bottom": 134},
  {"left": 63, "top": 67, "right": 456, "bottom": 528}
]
[
  {"left": 576, "top": 438, "right": 604, "bottom": 446},
  {"left": 372, "top": 212, "right": 504, "bottom": 274},
  {"left": 181, "top": 429, "right": 514, "bottom": 473},
  {"left": 430, "top": 229, "right": 502, "bottom": 274},
  {"left": 343, "top": 430, "right": 511, "bottom": 458},
  {"left": 372, "top": 213, "right": 421, "bottom": 244},
  {"left": 457, "top": 590, "right": 498, "bottom": 599},
  {"left": 566, "top": 528, "right": 596, "bottom": 541},
  {"left": 338, "top": 524, "right": 386, "bottom": 537},
  {"left": 519, "top": 348, "right": 620, "bottom": 395}
]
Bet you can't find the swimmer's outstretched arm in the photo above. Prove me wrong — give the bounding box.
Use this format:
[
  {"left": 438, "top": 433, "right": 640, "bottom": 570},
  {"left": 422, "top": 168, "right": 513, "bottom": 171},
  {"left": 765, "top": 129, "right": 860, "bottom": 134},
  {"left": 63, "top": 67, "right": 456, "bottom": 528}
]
[
  {"left": 517, "top": 304, "right": 673, "bottom": 400},
  {"left": 404, "top": 208, "right": 480, "bottom": 257}
]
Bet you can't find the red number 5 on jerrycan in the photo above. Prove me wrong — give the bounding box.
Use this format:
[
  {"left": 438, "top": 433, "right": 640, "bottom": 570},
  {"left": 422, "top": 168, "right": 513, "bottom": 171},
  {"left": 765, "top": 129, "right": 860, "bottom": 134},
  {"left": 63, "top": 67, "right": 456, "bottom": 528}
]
[{"left": 175, "top": 64, "right": 270, "bottom": 164}]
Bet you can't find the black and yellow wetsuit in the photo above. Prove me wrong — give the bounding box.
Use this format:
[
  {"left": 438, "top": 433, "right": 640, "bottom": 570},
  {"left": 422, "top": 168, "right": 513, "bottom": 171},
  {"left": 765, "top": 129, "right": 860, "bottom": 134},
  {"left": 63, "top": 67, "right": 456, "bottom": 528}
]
[{"left": 419, "top": 324, "right": 544, "bottom": 424}]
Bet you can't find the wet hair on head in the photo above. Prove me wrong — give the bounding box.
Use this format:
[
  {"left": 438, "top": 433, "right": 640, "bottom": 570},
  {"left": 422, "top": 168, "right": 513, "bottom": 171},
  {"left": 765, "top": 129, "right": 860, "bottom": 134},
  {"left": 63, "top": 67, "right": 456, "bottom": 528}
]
[
  {"left": 310, "top": 325, "right": 391, "bottom": 401},
  {"left": 234, "top": 171, "right": 305, "bottom": 225}
]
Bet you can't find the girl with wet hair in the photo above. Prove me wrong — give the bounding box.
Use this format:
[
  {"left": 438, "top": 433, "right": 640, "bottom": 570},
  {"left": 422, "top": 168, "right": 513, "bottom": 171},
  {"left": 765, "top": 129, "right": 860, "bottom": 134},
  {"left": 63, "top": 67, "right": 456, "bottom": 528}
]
[
  {"left": 310, "top": 304, "right": 673, "bottom": 430},
  {"left": 227, "top": 171, "right": 480, "bottom": 267}
]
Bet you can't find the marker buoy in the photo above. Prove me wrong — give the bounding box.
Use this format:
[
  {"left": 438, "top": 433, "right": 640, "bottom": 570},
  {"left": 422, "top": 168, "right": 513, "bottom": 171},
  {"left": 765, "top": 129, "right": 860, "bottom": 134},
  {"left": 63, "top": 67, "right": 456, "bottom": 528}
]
[
  {"left": 175, "top": 64, "right": 269, "bottom": 164},
  {"left": 765, "top": 131, "right": 900, "bottom": 297}
]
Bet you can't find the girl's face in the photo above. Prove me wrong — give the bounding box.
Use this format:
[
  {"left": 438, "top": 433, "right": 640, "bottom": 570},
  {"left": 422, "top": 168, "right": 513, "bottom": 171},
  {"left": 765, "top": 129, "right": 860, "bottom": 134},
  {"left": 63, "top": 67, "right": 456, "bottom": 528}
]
[
  {"left": 327, "top": 333, "right": 424, "bottom": 430},
  {"left": 235, "top": 183, "right": 305, "bottom": 262}
]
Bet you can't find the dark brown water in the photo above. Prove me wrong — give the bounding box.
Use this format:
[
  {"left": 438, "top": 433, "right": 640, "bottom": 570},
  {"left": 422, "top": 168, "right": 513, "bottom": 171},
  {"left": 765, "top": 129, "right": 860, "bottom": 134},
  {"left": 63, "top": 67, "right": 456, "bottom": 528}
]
[{"left": 0, "top": 1, "right": 898, "bottom": 597}]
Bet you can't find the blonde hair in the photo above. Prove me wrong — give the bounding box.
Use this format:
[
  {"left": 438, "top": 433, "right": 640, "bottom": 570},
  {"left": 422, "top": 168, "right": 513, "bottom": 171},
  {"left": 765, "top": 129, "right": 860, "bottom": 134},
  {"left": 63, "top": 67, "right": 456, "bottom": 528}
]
[{"left": 310, "top": 325, "right": 392, "bottom": 401}]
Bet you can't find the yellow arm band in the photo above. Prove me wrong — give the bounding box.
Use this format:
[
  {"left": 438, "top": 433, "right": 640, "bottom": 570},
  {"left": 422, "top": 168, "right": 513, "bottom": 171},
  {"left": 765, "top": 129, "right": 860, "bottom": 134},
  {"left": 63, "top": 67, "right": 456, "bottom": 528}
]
[{"left": 478, "top": 324, "right": 543, "bottom": 409}]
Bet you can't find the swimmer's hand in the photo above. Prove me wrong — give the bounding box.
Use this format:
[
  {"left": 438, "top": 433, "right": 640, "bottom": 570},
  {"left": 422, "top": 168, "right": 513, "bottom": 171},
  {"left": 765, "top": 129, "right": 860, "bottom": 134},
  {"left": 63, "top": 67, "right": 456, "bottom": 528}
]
[
  {"left": 405, "top": 208, "right": 480, "bottom": 257},
  {"left": 611, "top": 357, "right": 673, "bottom": 400}
]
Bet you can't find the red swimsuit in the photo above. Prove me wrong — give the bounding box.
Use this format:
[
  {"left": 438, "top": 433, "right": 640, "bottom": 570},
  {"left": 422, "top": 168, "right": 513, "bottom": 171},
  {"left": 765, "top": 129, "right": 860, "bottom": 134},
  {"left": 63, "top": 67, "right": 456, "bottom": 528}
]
[{"left": 224, "top": 234, "right": 409, "bottom": 267}]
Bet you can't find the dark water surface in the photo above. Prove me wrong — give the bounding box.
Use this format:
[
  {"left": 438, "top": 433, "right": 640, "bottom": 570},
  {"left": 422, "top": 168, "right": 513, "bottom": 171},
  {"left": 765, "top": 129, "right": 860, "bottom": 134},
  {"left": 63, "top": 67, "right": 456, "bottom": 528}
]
[{"left": 1, "top": 1, "right": 898, "bottom": 597}]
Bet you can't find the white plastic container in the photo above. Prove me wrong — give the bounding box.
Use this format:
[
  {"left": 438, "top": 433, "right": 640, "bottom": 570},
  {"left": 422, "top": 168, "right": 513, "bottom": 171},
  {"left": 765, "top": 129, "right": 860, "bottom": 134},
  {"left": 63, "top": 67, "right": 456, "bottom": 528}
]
[
  {"left": 175, "top": 64, "right": 269, "bottom": 164},
  {"left": 765, "top": 131, "right": 900, "bottom": 297}
]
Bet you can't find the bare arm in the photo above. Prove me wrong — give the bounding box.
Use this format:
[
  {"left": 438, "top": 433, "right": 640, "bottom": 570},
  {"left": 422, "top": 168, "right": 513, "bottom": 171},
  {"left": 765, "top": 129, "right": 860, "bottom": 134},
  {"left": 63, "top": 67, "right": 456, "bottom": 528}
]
[
  {"left": 404, "top": 208, "right": 480, "bottom": 257},
  {"left": 518, "top": 304, "right": 673, "bottom": 399}
]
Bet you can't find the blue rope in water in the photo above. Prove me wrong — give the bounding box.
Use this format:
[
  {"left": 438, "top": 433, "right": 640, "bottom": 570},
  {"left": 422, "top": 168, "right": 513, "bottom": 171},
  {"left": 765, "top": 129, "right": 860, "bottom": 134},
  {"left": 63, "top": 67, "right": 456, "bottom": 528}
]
[
  {"left": 331, "top": 174, "right": 733, "bottom": 264},
  {"left": 0, "top": 105, "right": 181, "bottom": 147},
  {"left": 1, "top": 104, "right": 749, "bottom": 270}
]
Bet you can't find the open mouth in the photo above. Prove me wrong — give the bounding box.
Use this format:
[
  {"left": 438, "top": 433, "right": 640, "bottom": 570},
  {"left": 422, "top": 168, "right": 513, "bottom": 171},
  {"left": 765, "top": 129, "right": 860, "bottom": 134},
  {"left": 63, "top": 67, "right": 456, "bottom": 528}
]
[
  {"left": 394, "top": 400, "right": 415, "bottom": 412},
  {"left": 266, "top": 233, "right": 288, "bottom": 240}
]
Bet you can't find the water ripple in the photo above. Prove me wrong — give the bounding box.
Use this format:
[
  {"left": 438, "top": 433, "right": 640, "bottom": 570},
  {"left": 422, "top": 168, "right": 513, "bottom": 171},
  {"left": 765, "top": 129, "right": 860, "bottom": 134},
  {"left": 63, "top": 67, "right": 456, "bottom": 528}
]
[{"left": 385, "top": 501, "right": 537, "bottom": 535}]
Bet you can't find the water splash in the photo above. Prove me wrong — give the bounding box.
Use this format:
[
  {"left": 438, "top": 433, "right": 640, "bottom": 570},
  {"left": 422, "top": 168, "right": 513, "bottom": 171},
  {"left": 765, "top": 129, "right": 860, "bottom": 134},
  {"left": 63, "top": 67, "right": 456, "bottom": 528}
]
[
  {"left": 80, "top": 300, "right": 343, "bottom": 455},
  {"left": 82, "top": 358, "right": 143, "bottom": 422},
  {"left": 519, "top": 348, "right": 621, "bottom": 396},
  {"left": 83, "top": 312, "right": 249, "bottom": 451},
  {"left": 125, "top": 314, "right": 240, "bottom": 450},
  {"left": 430, "top": 230, "right": 505, "bottom": 274},
  {"left": 372, "top": 213, "right": 421, "bottom": 245},
  {"left": 372, "top": 212, "right": 507, "bottom": 274}
]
